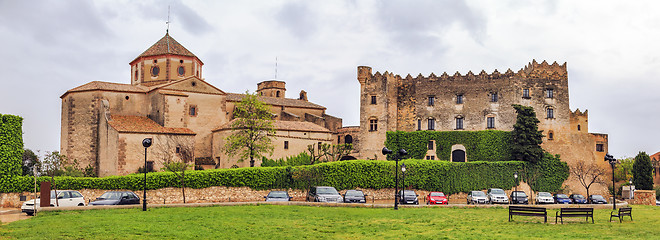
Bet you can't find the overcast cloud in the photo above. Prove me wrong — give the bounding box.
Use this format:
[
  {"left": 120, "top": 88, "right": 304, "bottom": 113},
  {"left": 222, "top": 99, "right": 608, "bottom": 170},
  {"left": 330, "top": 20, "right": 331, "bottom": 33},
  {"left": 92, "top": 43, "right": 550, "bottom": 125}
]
[{"left": 1, "top": 0, "right": 658, "bottom": 159}]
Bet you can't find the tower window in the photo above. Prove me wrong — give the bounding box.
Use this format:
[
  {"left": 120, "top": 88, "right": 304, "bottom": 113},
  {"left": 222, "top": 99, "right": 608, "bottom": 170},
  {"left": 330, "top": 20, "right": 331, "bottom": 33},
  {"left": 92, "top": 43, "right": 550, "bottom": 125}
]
[
  {"left": 455, "top": 117, "right": 464, "bottom": 130},
  {"left": 151, "top": 66, "right": 160, "bottom": 77},
  {"left": 428, "top": 141, "right": 434, "bottom": 150},
  {"left": 179, "top": 60, "right": 184, "bottom": 64},
  {"left": 427, "top": 118, "right": 435, "bottom": 130},
  {"left": 369, "top": 119, "right": 378, "bottom": 131},
  {"left": 456, "top": 94, "right": 464, "bottom": 104},
  {"left": 577, "top": 125, "right": 581, "bottom": 131},
  {"left": 153, "top": 60, "right": 157, "bottom": 64},
  {"left": 134, "top": 70, "right": 138, "bottom": 79},
  {"left": 428, "top": 96, "right": 435, "bottom": 106},
  {"left": 487, "top": 117, "right": 495, "bottom": 129},
  {"left": 276, "top": 91, "right": 280, "bottom": 97},
  {"left": 547, "top": 108, "right": 554, "bottom": 119},
  {"left": 125, "top": 96, "right": 130, "bottom": 100},
  {"left": 548, "top": 130, "right": 554, "bottom": 140},
  {"left": 546, "top": 88, "right": 554, "bottom": 98},
  {"left": 596, "top": 144, "right": 604, "bottom": 152},
  {"left": 371, "top": 95, "right": 377, "bottom": 105},
  {"left": 189, "top": 105, "right": 197, "bottom": 116},
  {"left": 284, "top": 141, "right": 289, "bottom": 150},
  {"left": 490, "top": 92, "right": 498, "bottom": 102},
  {"left": 523, "top": 89, "right": 530, "bottom": 98},
  {"left": 178, "top": 66, "right": 185, "bottom": 76},
  {"left": 417, "top": 119, "right": 421, "bottom": 131}
]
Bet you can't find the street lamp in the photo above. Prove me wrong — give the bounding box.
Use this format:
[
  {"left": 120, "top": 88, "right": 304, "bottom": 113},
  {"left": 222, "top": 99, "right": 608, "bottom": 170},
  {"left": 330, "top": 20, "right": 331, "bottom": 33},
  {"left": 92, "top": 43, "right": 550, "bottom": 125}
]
[
  {"left": 514, "top": 171, "right": 518, "bottom": 204},
  {"left": 604, "top": 153, "right": 616, "bottom": 210},
  {"left": 382, "top": 147, "right": 407, "bottom": 210},
  {"left": 142, "top": 138, "right": 152, "bottom": 211},
  {"left": 401, "top": 163, "right": 407, "bottom": 191}
]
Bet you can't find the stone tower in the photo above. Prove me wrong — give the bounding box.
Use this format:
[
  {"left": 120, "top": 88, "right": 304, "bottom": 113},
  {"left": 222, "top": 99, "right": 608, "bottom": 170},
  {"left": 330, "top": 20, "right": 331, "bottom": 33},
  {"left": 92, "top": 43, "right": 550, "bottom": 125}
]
[{"left": 129, "top": 33, "right": 204, "bottom": 86}]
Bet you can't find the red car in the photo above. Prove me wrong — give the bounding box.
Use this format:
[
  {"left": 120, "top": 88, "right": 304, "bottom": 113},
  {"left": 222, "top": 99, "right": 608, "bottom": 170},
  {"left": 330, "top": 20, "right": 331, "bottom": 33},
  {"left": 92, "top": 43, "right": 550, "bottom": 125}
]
[{"left": 427, "top": 192, "right": 448, "bottom": 205}]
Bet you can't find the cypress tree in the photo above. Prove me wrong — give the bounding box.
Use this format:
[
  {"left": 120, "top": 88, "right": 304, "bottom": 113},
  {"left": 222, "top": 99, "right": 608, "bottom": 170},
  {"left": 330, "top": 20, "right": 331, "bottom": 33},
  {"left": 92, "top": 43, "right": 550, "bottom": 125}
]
[
  {"left": 511, "top": 104, "right": 544, "bottom": 163},
  {"left": 632, "top": 151, "right": 654, "bottom": 190}
]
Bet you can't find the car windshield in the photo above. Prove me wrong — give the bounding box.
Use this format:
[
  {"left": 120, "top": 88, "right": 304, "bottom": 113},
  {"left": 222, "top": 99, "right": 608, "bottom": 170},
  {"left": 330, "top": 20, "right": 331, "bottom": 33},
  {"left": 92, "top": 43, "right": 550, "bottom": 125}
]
[
  {"left": 512, "top": 191, "right": 527, "bottom": 197},
  {"left": 490, "top": 189, "right": 505, "bottom": 195},
  {"left": 345, "top": 190, "right": 364, "bottom": 197},
  {"left": 557, "top": 194, "right": 568, "bottom": 198},
  {"left": 592, "top": 195, "right": 604, "bottom": 200},
  {"left": 267, "top": 191, "right": 288, "bottom": 198},
  {"left": 538, "top": 192, "right": 552, "bottom": 197},
  {"left": 472, "top": 191, "right": 486, "bottom": 197},
  {"left": 99, "top": 192, "right": 123, "bottom": 200},
  {"left": 430, "top": 192, "right": 445, "bottom": 197},
  {"left": 573, "top": 195, "right": 585, "bottom": 199},
  {"left": 403, "top": 190, "right": 416, "bottom": 196},
  {"left": 317, "top": 187, "right": 338, "bottom": 195}
]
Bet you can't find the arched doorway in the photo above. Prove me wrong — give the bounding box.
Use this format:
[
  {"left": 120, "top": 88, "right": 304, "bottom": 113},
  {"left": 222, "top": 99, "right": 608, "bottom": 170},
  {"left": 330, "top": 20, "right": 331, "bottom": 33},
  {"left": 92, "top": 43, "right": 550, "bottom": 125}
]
[
  {"left": 344, "top": 135, "right": 353, "bottom": 144},
  {"left": 450, "top": 144, "right": 467, "bottom": 162}
]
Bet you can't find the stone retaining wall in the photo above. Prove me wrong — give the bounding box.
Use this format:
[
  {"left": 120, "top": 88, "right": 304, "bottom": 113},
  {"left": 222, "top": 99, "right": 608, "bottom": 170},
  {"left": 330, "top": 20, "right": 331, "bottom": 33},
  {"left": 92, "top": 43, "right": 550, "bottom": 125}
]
[{"left": 632, "top": 190, "right": 656, "bottom": 206}]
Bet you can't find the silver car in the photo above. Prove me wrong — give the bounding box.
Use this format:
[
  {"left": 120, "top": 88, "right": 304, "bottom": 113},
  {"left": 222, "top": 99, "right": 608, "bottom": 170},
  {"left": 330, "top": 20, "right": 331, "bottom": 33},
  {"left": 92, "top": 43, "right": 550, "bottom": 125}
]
[
  {"left": 264, "top": 191, "right": 292, "bottom": 202},
  {"left": 467, "top": 191, "right": 489, "bottom": 204},
  {"left": 487, "top": 188, "right": 509, "bottom": 204},
  {"left": 535, "top": 192, "right": 554, "bottom": 204},
  {"left": 307, "top": 186, "right": 343, "bottom": 203}
]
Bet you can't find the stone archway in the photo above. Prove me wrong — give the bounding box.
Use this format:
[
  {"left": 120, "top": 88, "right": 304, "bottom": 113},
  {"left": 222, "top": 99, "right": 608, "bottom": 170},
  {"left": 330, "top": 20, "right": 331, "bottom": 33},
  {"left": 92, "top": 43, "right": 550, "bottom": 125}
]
[{"left": 450, "top": 144, "right": 467, "bottom": 162}]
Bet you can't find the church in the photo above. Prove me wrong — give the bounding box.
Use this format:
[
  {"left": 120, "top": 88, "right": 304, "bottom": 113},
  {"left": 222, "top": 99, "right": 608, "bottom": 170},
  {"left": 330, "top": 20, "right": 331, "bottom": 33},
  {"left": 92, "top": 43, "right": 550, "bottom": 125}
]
[{"left": 60, "top": 33, "right": 342, "bottom": 177}]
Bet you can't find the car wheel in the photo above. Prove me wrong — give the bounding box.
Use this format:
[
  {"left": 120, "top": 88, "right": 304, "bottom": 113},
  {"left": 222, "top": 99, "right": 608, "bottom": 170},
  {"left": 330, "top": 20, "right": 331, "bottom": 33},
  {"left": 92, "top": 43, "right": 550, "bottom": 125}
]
[{"left": 78, "top": 203, "right": 84, "bottom": 206}]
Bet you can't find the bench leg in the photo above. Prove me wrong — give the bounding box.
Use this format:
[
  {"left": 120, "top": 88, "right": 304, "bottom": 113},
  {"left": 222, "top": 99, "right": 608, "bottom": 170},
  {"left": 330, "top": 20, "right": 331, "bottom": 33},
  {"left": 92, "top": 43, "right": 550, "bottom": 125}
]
[
  {"left": 630, "top": 215, "right": 633, "bottom": 221},
  {"left": 609, "top": 215, "right": 613, "bottom": 222},
  {"left": 619, "top": 216, "right": 622, "bottom": 223}
]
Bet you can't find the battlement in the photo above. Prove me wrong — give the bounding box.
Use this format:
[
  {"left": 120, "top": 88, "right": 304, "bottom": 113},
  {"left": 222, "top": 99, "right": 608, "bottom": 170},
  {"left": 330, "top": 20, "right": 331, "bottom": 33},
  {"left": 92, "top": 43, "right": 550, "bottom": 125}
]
[
  {"left": 571, "top": 108, "right": 588, "bottom": 117},
  {"left": 359, "top": 60, "right": 568, "bottom": 84}
]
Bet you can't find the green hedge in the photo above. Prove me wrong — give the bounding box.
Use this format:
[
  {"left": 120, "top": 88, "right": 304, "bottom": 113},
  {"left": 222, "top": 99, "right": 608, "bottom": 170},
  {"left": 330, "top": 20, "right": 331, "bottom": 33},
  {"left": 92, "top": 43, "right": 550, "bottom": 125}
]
[
  {"left": 385, "top": 130, "right": 512, "bottom": 161},
  {"left": 0, "top": 114, "right": 24, "bottom": 191}
]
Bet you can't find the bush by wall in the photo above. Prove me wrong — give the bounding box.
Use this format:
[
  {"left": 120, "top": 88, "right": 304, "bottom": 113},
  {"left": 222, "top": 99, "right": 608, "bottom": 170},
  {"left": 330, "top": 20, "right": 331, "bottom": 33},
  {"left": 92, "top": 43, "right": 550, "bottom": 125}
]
[
  {"left": 385, "top": 130, "right": 512, "bottom": 161},
  {"left": 261, "top": 152, "right": 312, "bottom": 167},
  {"left": 0, "top": 114, "right": 24, "bottom": 192}
]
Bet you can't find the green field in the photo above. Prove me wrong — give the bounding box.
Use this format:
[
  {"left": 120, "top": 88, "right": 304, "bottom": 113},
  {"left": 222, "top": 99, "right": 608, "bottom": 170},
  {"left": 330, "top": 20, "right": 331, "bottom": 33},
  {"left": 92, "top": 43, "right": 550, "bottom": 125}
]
[{"left": 2, "top": 205, "right": 659, "bottom": 239}]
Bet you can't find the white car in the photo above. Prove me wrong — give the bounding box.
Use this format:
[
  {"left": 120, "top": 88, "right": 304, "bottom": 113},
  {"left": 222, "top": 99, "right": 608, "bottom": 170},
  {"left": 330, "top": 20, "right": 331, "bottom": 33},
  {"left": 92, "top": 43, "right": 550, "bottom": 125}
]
[
  {"left": 21, "top": 190, "right": 86, "bottom": 215},
  {"left": 467, "top": 191, "right": 489, "bottom": 204},
  {"left": 535, "top": 192, "right": 554, "bottom": 204},
  {"left": 487, "top": 188, "right": 509, "bottom": 204}
]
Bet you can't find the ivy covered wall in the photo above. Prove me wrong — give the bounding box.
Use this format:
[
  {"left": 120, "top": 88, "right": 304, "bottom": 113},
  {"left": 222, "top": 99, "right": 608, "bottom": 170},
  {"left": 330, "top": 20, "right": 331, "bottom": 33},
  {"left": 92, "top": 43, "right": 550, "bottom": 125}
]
[{"left": 385, "top": 130, "right": 512, "bottom": 161}]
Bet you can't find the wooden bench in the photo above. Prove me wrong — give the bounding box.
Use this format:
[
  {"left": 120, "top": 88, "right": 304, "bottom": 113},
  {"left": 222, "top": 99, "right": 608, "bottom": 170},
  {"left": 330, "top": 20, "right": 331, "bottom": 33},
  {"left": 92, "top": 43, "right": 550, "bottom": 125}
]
[
  {"left": 610, "top": 207, "right": 632, "bottom": 222},
  {"left": 555, "top": 208, "right": 594, "bottom": 224},
  {"left": 509, "top": 206, "right": 547, "bottom": 223}
]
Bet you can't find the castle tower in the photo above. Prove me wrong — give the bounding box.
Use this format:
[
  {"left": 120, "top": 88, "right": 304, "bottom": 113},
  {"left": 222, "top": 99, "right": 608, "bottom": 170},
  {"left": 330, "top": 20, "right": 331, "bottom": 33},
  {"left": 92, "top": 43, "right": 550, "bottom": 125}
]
[
  {"left": 257, "top": 80, "right": 286, "bottom": 98},
  {"left": 129, "top": 33, "right": 203, "bottom": 86}
]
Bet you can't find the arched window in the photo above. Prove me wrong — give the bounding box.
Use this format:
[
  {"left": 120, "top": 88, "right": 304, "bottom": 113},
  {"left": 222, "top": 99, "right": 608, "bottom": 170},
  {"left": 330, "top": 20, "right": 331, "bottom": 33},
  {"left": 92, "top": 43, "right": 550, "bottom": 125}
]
[
  {"left": 577, "top": 124, "right": 581, "bottom": 131},
  {"left": 276, "top": 91, "right": 280, "bottom": 97},
  {"left": 546, "top": 107, "right": 554, "bottom": 119},
  {"left": 427, "top": 118, "right": 435, "bottom": 130},
  {"left": 455, "top": 116, "right": 464, "bottom": 130},
  {"left": 548, "top": 130, "right": 554, "bottom": 140},
  {"left": 417, "top": 119, "right": 422, "bottom": 131},
  {"left": 344, "top": 135, "right": 353, "bottom": 144}
]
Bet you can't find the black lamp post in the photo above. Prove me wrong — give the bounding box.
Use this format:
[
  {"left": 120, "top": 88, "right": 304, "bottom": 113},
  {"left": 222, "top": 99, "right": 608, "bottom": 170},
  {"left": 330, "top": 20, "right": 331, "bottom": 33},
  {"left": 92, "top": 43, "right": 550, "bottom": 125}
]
[
  {"left": 514, "top": 171, "right": 518, "bottom": 204},
  {"left": 142, "top": 138, "right": 152, "bottom": 211},
  {"left": 382, "top": 147, "right": 407, "bottom": 210},
  {"left": 401, "top": 163, "right": 407, "bottom": 191},
  {"left": 604, "top": 153, "right": 616, "bottom": 210}
]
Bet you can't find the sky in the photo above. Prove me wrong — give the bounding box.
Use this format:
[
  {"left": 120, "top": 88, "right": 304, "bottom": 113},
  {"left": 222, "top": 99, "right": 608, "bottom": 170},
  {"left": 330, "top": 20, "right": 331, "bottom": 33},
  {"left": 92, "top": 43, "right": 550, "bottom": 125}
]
[{"left": 0, "top": 0, "right": 659, "bottom": 159}]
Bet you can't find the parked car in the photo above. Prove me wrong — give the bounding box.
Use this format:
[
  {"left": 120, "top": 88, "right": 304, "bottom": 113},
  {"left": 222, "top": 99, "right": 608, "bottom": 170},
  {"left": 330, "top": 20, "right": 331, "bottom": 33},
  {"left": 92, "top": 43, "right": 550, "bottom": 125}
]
[
  {"left": 589, "top": 195, "right": 607, "bottom": 204},
  {"left": 399, "top": 190, "right": 419, "bottom": 205},
  {"left": 21, "top": 190, "right": 85, "bottom": 216},
  {"left": 535, "top": 192, "right": 554, "bottom": 204},
  {"left": 467, "top": 191, "right": 489, "bottom": 204},
  {"left": 90, "top": 191, "right": 140, "bottom": 205},
  {"left": 487, "top": 188, "right": 509, "bottom": 204},
  {"left": 264, "top": 191, "right": 292, "bottom": 202},
  {"left": 343, "top": 190, "right": 367, "bottom": 203},
  {"left": 554, "top": 194, "right": 572, "bottom": 204},
  {"left": 510, "top": 191, "right": 528, "bottom": 204},
  {"left": 569, "top": 194, "right": 587, "bottom": 204},
  {"left": 307, "top": 186, "right": 343, "bottom": 203},
  {"left": 427, "top": 192, "right": 448, "bottom": 205}
]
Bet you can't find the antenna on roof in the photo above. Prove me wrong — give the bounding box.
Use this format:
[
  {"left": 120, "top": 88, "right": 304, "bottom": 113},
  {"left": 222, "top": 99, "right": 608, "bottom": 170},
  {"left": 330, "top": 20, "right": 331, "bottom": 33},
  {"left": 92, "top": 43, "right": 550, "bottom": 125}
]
[
  {"left": 166, "top": 5, "right": 171, "bottom": 34},
  {"left": 275, "top": 57, "right": 278, "bottom": 79}
]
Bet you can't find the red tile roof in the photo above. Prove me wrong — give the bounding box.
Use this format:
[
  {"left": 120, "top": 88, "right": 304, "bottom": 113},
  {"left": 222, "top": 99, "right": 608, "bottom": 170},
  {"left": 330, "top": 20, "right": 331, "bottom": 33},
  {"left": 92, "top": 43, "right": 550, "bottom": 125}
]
[
  {"left": 136, "top": 33, "right": 197, "bottom": 59},
  {"left": 61, "top": 81, "right": 150, "bottom": 97},
  {"left": 226, "top": 93, "right": 326, "bottom": 110},
  {"left": 108, "top": 115, "right": 195, "bottom": 135},
  {"left": 214, "top": 119, "right": 330, "bottom": 133}
]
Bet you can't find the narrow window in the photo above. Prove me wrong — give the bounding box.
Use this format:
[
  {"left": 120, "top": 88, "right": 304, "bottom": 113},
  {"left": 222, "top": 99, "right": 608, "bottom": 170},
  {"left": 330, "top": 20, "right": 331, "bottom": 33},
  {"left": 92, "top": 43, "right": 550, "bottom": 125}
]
[
  {"left": 427, "top": 118, "right": 435, "bottom": 130},
  {"left": 428, "top": 96, "right": 435, "bottom": 106},
  {"left": 371, "top": 95, "right": 377, "bottom": 105},
  {"left": 189, "top": 105, "right": 197, "bottom": 116},
  {"left": 577, "top": 125, "right": 581, "bottom": 131},
  {"left": 547, "top": 108, "right": 554, "bottom": 119},
  {"left": 428, "top": 141, "right": 434, "bottom": 150},
  {"left": 318, "top": 142, "right": 322, "bottom": 150},
  {"left": 490, "top": 92, "right": 498, "bottom": 102},
  {"left": 369, "top": 119, "right": 378, "bottom": 131},
  {"left": 456, "top": 94, "right": 463, "bottom": 104},
  {"left": 284, "top": 141, "right": 289, "bottom": 150},
  {"left": 548, "top": 131, "right": 554, "bottom": 140},
  {"left": 523, "top": 89, "right": 530, "bottom": 98},
  {"left": 176, "top": 147, "right": 180, "bottom": 153},
  {"left": 456, "top": 117, "right": 464, "bottom": 130},
  {"left": 546, "top": 88, "right": 554, "bottom": 98},
  {"left": 487, "top": 117, "right": 495, "bottom": 129},
  {"left": 596, "top": 144, "right": 604, "bottom": 152},
  {"left": 430, "top": 156, "right": 435, "bottom": 160},
  {"left": 338, "top": 136, "right": 341, "bottom": 143},
  {"left": 417, "top": 119, "right": 422, "bottom": 131},
  {"left": 426, "top": 156, "right": 431, "bottom": 160},
  {"left": 276, "top": 91, "right": 280, "bottom": 97}
]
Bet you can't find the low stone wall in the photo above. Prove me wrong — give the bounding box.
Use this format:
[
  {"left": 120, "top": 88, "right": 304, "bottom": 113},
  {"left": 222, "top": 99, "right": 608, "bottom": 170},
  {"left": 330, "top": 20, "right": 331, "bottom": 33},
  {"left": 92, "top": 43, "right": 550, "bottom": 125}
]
[{"left": 633, "top": 190, "right": 656, "bottom": 206}]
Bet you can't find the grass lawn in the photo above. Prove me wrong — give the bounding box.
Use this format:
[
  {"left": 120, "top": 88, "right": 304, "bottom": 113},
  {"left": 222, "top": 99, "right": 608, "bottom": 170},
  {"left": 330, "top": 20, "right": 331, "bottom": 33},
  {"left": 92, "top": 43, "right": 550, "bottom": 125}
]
[{"left": 1, "top": 204, "right": 660, "bottom": 239}]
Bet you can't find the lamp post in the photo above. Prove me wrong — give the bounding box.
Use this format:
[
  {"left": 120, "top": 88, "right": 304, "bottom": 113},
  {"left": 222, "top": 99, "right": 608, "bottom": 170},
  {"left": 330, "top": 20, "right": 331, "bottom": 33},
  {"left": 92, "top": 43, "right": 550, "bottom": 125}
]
[
  {"left": 514, "top": 171, "right": 518, "bottom": 204},
  {"left": 401, "top": 163, "right": 407, "bottom": 191},
  {"left": 629, "top": 178, "right": 633, "bottom": 199},
  {"left": 604, "top": 153, "right": 616, "bottom": 210},
  {"left": 382, "top": 147, "right": 407, "bottom": 210},
  {"left": 142, "top": 138, "right": 152, "bottom": 211}
]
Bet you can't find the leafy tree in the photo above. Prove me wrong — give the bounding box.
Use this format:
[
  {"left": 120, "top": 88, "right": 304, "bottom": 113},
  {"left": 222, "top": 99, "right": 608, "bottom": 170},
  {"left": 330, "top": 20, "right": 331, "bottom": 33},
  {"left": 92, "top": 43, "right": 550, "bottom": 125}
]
[
  {"left": 510, "top": 104, "right": 544, "bottom": 163},
  {"left": 22, "top": 149, "right": 40, "bottom": 176},
  {"left": 153, "top": 135, "right": 194, "bottom": 203},
  {"left": 224, "top": 91, "right": 275, "bottom": 167},
  {"left": 613, "top": 157, "right": 634, "bottom": 182},
  {"left": 570, "top": 161, "right": 606, "bottom": 203},
  {"left": 632, "top": 151, "right": 654, "bottom": 190},
  {"left": 42, "top": 151, "right": 67, "bottom": 206}
]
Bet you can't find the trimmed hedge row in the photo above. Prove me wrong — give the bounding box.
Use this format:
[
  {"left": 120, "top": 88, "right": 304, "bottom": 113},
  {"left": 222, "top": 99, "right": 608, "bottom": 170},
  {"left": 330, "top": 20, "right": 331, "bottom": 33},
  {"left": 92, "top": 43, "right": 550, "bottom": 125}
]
[
  {"left": 3, "top": 160, "right": 552, "bottom": 195},
  {"left": 385, "top": 130, "right": 512, "bottom": 161},
  {"left": 0, "top": 114, "right": 24, "bottom": 192}
]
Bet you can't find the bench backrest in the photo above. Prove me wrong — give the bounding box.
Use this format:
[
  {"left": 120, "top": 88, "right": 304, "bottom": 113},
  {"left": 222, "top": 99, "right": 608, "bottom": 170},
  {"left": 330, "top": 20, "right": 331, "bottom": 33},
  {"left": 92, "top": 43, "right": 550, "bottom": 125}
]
[
  {"left": 560, "top": 208, "right": 593, "bottom": 213},
  {"left": 510, "top": 206, "right": 546, "bottom": 212},
  {"left": 618, "top": 207, "right": 632, "bottom": 213}
]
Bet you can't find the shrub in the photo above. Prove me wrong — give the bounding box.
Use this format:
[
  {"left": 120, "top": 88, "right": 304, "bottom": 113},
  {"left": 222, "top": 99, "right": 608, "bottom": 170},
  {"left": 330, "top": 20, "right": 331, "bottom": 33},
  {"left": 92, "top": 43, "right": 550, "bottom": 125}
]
[
  {"left": 385, "top": 130, "right": 512, "bottom": 161},
  {"left": 632, "top": 152, "right": 654, "bottom": 190},
  {"left": 261, "top": 152, "right": 312, "bottom": 167}
]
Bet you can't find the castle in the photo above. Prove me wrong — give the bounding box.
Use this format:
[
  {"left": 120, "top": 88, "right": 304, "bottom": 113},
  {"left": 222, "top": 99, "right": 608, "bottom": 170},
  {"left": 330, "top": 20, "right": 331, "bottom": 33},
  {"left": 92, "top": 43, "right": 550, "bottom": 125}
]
[
  {"left": 60, "top": 33, "right": 342, "bottom": 177},
  {"left": 353, "top": 61, "right": 610, "bottom": 194}
]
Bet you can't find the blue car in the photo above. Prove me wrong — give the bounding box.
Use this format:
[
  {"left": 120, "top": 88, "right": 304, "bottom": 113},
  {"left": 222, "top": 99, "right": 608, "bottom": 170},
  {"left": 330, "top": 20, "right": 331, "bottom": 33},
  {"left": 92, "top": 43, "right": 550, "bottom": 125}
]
[
  {"left": 554, "top": 194, "right": 572, "bottom": 204},
  {"left": 569, "top": 194, "right": 587, "bottom": 204}
]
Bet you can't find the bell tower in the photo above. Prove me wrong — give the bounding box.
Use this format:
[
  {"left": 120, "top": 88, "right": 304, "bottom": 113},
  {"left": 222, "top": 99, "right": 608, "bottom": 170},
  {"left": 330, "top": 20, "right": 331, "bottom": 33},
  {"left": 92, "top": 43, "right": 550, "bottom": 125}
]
[{"left": 129, "top": 33, "right": 203, "bottom": 86}]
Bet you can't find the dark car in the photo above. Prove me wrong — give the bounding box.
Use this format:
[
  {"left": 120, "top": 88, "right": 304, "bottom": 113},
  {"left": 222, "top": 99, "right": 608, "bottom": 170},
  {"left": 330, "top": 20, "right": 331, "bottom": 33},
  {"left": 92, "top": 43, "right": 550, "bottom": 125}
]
[
  {"left": 307, "top": 186, "right": 343, "bottom": 203},
  {"left": 554, "top": 194, "right": 572, "bottom": 204},
  {"left": 89, "top": 191, "right": 140, "bottom": 206},
  {"left": 570, "top": 194, "right": 587, "bottom": 204},
  {"left": 264, "top": 191, "right": 292, "bottom": 202},
  {"left": 510, "top": 191, "right": 528, "bottom": 204},
  {"left": 399, "top": 190, "right": 419, "bottom": 205},
  {"left": 589, "top": 195, "right": 607, "bottom": 204},
  {"left": 343, "top": 190, "right": 367, "bottom": 203}
]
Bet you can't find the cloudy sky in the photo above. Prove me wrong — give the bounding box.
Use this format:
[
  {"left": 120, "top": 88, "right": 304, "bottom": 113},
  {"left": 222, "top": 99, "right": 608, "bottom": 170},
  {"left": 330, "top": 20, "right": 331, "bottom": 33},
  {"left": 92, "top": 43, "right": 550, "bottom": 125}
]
[{"left": 1, "top": 0, "right": 659, "bottom": 159}]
